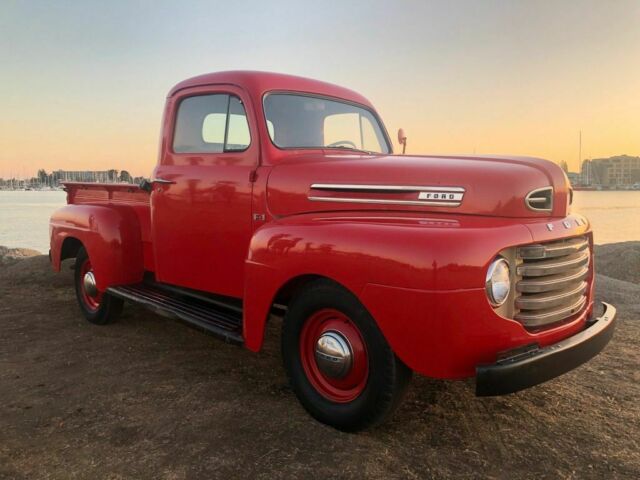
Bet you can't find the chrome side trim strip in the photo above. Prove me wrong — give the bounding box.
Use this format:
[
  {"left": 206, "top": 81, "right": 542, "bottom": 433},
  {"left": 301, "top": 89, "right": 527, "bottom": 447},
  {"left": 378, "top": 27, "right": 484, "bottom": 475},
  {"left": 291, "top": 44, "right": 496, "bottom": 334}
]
[
  {"left": 307, "top": 196, "right": 462, "bottom": 207},
  {"left": 310, "top": 184, "right": 465, "bottom": 193}
]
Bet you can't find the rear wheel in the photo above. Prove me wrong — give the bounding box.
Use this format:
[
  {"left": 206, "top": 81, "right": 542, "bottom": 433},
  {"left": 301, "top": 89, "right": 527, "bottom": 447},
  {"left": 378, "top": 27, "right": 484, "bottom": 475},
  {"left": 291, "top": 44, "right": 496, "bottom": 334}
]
[
  {"left": 282, "top": 280, "right": 411, "bottom": 431},
  {"left": 74, "top": 247, "right": 123, "bottom": 325}
]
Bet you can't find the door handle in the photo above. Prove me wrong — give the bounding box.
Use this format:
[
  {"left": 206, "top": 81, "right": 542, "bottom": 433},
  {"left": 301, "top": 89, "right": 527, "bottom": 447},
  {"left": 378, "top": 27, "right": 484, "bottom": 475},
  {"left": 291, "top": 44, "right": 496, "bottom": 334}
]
[{"left": 151, "top": 178, "right": 176, "bottom": 184}]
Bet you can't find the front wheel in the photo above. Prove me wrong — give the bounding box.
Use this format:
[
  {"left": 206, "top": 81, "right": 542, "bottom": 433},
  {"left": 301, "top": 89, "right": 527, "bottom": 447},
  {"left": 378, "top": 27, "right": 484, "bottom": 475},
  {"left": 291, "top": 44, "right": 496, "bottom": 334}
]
[
  {"left": 74, "top": 247, "right": 123, "bottom": 325},
  {"left": 282, "top": 280, "right": 411, "bottom": 431}
]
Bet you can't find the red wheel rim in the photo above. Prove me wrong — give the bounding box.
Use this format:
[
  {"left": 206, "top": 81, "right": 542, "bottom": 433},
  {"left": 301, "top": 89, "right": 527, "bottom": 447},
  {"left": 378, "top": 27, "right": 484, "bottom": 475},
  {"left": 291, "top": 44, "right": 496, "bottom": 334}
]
[
  {"left": 299, "top": 308, "right": 369, "bottom": 403},
  {"left": 79, "top": 258, "right": 102, "bottom": 311}
]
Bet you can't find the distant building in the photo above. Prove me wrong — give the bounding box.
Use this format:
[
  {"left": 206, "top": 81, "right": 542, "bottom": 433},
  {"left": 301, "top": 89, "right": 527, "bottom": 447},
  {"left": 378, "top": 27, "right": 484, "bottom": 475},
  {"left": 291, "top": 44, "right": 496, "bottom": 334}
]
[
  {"left": 53, "top": 170, "right": 120, "bottom": 183},
  {"left": 566, "top": 172, "right": 580, "bottom": 186},
  {"left": 0, "top": 168, "right": 138, "bottom": 190},
  {"left": 580, "top": 155, "right": 640, "bottom": 186}
]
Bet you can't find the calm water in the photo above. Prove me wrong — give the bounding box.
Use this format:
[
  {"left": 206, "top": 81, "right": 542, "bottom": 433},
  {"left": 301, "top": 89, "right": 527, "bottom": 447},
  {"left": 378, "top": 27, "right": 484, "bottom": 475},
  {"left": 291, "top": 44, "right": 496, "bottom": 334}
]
[
  {"left": 571, "top": 191, "right": 640, "bottom": 244},
  {"left": 0, "top": 191, "right": 67, "bottom": 253},
  {"left": 0, "top": 190, "right": 638, "bottom": 254}
]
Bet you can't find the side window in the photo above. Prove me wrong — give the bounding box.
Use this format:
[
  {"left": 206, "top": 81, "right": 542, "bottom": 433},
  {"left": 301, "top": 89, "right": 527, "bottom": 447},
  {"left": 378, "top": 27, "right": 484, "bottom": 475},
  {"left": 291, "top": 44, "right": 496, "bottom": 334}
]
[
  {"left": 226, "top": 96, "right": 251, "bottom": 151},
  {"left": 202, "top": 112, "right": 226, "bottom": 145},
  {"left": 173, "top": 94, "right": 251, "bottom": 153}
]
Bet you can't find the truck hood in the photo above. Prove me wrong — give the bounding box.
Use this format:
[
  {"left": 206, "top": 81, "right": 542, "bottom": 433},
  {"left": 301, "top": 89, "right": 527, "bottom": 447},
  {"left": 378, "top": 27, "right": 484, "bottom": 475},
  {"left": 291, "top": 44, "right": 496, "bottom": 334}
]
[{"left": 266, "top": 153, "right": 571, "bottom": 219}]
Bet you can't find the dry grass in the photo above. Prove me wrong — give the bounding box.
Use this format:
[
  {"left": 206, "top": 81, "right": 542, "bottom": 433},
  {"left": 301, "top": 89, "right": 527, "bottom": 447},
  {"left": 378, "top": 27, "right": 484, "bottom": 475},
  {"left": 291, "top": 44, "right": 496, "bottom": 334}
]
[{"left": 0, "top": 249, "right": 638, "bottom": 479}]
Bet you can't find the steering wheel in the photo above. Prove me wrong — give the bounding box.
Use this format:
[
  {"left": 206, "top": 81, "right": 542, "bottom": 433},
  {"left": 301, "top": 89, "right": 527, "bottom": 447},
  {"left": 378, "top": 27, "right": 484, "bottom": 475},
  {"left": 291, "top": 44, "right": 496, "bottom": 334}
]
[{"left": 326, "top": 140, "right": 358, "bottom": 149}]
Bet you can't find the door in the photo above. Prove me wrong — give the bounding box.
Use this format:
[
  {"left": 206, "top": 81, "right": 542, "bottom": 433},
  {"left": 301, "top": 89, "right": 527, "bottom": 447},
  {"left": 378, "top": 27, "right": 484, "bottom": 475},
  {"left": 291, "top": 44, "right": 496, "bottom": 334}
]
[{"left": 150, "top": 85, "right": 258, "bottom": 298}]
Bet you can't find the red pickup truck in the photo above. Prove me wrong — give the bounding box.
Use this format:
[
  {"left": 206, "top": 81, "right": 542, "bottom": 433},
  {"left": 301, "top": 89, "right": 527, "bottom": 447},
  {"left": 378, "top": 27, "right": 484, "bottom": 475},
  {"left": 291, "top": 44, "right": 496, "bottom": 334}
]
[{"left": 50, "top": 71, "right": 616, "bottom": 431}]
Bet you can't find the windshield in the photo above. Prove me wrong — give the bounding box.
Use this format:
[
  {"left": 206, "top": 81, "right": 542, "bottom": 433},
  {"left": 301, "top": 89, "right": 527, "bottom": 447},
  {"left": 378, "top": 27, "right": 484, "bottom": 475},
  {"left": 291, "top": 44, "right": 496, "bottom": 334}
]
[{"left": 263, "top": 93, "right": 390, "bottom": 154}]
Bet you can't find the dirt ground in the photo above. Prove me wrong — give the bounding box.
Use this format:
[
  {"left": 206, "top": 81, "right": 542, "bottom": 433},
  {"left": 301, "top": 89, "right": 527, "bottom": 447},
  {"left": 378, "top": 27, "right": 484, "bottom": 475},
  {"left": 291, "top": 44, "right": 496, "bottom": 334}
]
[{"left": 0, "top": 246, "right": 638, "bottom": 479}]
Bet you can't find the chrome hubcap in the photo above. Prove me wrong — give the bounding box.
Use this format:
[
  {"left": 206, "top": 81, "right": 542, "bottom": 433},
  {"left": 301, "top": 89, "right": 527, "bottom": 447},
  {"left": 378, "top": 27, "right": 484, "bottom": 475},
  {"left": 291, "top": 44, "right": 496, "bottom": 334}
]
[
  {"left": 83, "top": 271, "right": 98, "bottom": 298},
  {"left": 314, "top": 331, "right": 353, "bottom": 379}
]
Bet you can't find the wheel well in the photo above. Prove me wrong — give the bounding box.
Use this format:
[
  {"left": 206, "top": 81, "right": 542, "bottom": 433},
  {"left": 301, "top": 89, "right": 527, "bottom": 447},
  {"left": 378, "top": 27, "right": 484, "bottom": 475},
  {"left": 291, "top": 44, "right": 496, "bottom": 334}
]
[
  {"left": 270, "top": 274, "right": 360, "bottom": 313},
  {"left": 60, "top": 237, "right": 83, "bottom": 262},
  {"left": 271, "top": 274, "right": 325, "bottom": 310}
]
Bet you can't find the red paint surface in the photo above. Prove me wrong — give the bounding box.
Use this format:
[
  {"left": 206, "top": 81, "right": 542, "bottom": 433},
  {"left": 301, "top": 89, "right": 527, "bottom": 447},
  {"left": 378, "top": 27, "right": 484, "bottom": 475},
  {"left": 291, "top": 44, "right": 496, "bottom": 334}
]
[{"left": 50, "top": 71, "right": 595, "bottom": 380}]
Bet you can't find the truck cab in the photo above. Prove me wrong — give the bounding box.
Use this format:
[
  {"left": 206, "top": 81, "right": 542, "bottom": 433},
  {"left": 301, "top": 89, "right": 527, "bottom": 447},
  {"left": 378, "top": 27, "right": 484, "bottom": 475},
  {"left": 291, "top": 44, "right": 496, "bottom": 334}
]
[{"left": 50, "top": 71, "right": 615, "bottom": 431}]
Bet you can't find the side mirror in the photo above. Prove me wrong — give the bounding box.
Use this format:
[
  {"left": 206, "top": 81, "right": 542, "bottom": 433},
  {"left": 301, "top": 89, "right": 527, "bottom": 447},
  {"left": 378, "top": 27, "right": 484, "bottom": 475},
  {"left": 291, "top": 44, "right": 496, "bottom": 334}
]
[{"left": 397, "top": 128, "right": 407, "bottom": 154}]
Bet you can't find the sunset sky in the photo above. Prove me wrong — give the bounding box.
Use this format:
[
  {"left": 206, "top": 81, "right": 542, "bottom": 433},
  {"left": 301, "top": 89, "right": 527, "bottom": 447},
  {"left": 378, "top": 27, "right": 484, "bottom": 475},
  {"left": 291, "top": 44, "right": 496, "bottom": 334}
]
[{"left": 1, "top": 0, "right": 639, "bottom": 179}]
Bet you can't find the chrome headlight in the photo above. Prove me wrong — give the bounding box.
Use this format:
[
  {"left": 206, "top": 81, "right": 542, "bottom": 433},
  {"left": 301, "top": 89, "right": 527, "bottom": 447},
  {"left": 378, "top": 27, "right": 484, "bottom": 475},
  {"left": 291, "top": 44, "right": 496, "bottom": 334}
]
[{"left": 485, "top": 257, "right": 511, "bottom": 307}]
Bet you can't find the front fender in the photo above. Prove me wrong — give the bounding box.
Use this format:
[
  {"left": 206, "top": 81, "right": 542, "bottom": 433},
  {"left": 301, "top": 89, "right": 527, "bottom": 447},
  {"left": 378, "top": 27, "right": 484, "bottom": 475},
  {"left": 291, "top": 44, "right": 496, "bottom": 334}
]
[
  {"left": 50, "top": 204, "right": 143, "bottom": 291},
  {"left": 242, "top": 213, "right": 535, "bottom": 356}
]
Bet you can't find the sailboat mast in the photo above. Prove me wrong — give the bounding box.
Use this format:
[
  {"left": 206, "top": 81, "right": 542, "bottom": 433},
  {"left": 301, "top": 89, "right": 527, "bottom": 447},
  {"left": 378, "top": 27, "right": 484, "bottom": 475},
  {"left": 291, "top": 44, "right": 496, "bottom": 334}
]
[{"left": 579, "top": 130, "right": 582, "bottom": 168}]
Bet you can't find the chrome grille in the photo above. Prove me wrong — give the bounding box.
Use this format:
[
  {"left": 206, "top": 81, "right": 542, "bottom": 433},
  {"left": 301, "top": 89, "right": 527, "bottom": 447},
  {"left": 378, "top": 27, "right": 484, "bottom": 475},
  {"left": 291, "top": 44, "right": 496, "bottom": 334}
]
[{"left": 514, "top": 235, "right": 590, "bottom": 328}]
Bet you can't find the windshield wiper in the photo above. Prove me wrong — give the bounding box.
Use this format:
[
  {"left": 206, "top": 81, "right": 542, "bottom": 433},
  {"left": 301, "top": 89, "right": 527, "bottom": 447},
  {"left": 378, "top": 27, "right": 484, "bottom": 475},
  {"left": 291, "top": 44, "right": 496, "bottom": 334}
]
[{"left": 324, "top": 145, "right": 375, "bottom": 155}]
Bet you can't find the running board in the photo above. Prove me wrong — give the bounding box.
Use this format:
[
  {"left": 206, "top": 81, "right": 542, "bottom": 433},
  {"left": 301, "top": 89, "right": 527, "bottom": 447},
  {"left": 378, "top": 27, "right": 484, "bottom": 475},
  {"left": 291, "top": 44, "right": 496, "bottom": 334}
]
[{"left": 107, "top": 283, "right": 244, "bottom": 345}]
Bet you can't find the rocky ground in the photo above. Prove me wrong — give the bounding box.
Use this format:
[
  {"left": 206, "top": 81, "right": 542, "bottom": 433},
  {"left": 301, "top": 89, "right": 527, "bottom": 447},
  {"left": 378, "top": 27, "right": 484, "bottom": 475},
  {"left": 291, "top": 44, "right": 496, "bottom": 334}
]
[
  {"left": 0, "top": 246, "right": 41, "bottom": 266},
  {"left": 595, "top": 242, "right": 640, "bottom": 285},
  {"left": 0, "top": 244, "right": 638, "bottom": 479}
]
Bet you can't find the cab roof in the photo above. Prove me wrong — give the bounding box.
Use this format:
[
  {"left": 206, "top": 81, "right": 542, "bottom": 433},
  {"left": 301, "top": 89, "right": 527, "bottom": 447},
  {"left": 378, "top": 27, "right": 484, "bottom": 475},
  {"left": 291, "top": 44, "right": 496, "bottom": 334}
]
[{"left": 168, "top": 70, "right": 374, "bottom": 109}]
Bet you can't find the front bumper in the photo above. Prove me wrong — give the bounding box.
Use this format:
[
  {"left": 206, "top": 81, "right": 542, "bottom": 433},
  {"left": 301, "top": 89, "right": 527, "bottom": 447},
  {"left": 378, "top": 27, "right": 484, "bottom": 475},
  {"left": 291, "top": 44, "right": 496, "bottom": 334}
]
[{"left": 476, "top": 302, "right": 616, "bottom": 396}]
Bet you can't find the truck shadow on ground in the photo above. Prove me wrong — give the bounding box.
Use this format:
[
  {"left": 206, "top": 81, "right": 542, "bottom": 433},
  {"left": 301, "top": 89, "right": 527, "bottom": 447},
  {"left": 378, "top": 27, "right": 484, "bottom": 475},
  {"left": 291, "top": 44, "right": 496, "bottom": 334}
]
[{"left": 0, "top": 256, "right": 638, "bottom": 479}]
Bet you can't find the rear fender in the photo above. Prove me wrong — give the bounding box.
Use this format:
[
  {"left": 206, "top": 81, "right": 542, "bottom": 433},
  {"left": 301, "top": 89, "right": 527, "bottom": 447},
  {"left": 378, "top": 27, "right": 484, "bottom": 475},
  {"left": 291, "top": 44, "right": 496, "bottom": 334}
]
[{"left": 50, "top": 204, "right": 143, "bottom": 291}]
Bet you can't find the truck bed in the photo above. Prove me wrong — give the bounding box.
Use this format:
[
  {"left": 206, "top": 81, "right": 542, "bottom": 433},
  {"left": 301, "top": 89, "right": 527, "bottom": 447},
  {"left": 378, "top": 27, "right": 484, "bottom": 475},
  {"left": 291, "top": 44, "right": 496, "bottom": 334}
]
[
  {"left": 62, "top": 182, "right": 150, "bottom": 206},
  {"left": 61, "top": 181, "right": 153, "bottom": 271}
]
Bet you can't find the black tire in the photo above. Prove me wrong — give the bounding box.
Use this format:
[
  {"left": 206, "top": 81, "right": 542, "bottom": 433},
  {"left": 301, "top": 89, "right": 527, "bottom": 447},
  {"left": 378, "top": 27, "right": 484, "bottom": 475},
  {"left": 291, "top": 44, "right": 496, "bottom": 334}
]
[
  {"left": 282, "top": 279, "right": 412, "bottom": 431},
  {"left": 74, "top": 247, "right": 123, "bottom": 325}
]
